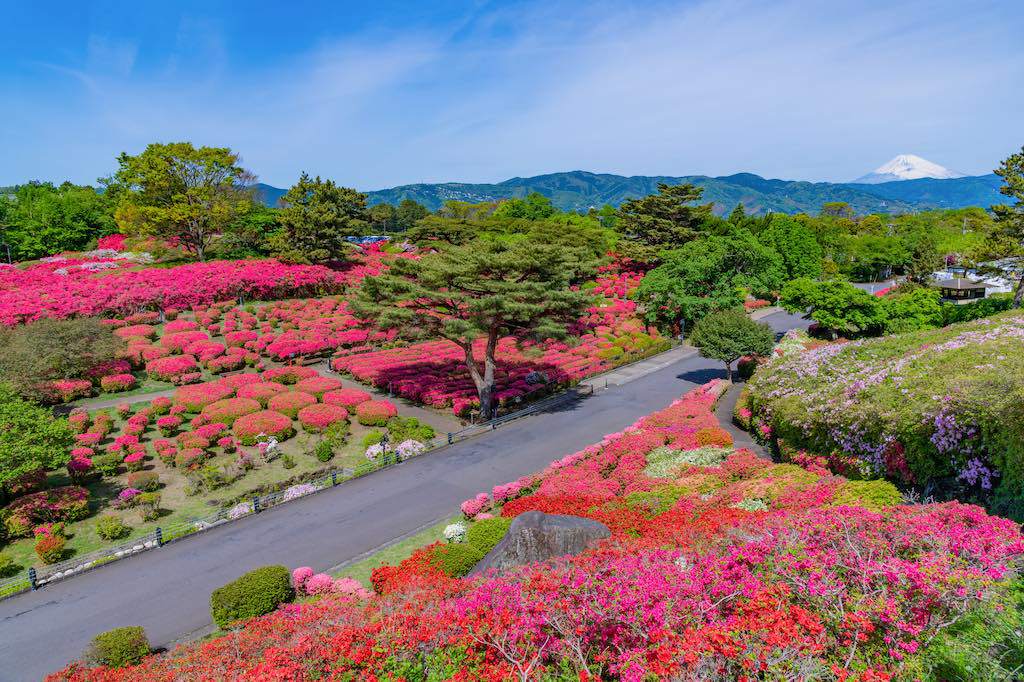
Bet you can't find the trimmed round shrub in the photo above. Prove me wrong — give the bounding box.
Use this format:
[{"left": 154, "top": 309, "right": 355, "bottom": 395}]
[
  {"left": 35, "top": 535, "right": 66, "bottom": 564},
  {"left": 87, "top": 626, "right": 150, "bottom": 668},
  {"left": 176, "top": 448, "right": 207, "bottom": 469},
  {"left": 100, "top": 373, "right": 138, "bottom": 392},
  {"left": 297, "top": 404, "right": 349, "bottom": 433},
  {"left": 386, "top": 416, "right": 435, "bottom": 443},
  {"left": 466, "top": 516, "right": 512, "bottom": 555},
  {"left": 146, "top": 354, "right": 199, "bottom": 382},
  {"left": 164, "top": 319, "right": 199, "bottom": 333},
  {"left": 236, "top": 381, "right": 287, "bottom": 407},
  {"left": 161, "top": 331, "right": 209, "bottom": 352},
  {"left": 830, "top": 480, "right": 903, "bottom": 511},
  {"left": 114, "top": 324, "right": 156, "bottom": 340},
  {"left": 96, "top": 515, "right": 131, "bottom": 541},
  {"left": 355, "top": 400, "right": 399, "bottom": 426},
  {"left": 268, "top": 391, "right": 317, "bottom": 418},
  {"left": 696, "top": 427, "right": 733, "bottom": 448},
  {"left": 233, "top": 410, "right": 296, "bottom": 446},
  {"left": 294, "top": 376, "right": 344, "bottom": 398},
  {"left": 263, "top": 366, "right": 318, "bottom": 385},
  {"left": 127, "top": 471, "right": 160, "bottom": 492},
  {"left": 434, "top": 543, "right": 484, "bottom": 577},
  {"left": 201, "top": 397, "right": 262, "bottom": 426},
  {"left": 217, "top": 372, "right": 264, "bottom": 390},
  {"left": 322, "top": 388, "right": 373, "bottom": 408},
  {"left": 174, "top": 381, "right": 235, "bottom": 412},
  {"left": 209, "top": 565, "right": 294, "bottom": 628}
]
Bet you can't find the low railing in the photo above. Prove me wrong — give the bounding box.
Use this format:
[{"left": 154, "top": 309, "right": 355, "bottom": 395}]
[{"left": 0, "top": 376, "right": 598, "bottom": 602}]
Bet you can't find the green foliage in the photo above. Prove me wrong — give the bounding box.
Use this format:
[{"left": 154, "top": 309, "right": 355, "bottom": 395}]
[
  {"left": 830, "top": 480, "right": 902, "bottom": 511},
  {"left": 625, "top": 485, "right": 689, "bottom": 516},
  {"left": 105, "top": 142, "right": 253, "bottom": 261},
  {"left": 322, "top": 420, "right": 349, "bottom": 449},
  {"left": 96, "top": 515, "right": 131, "bottom": 541},
  {"left": 779, "top": 278, "right": 885, "bottom": 338},
  {"left": 314, "top": 440, "right": 333, "bottom": 462},
  {"left": 87, "top": 626, "right": 151, "bottom": 668},
  {"left": 92, "top": 453, "right": 121, "bottom": 477},
  {"left": 0, "top": 553, "right": 18, "bottom": 578},
  {"left": 991, "top": 145, "right": 1024, "bottom": 306},
  {"left": 492, "top": 192, "right": 557, "bottom": 221},
  {"left": 643, "top": 445, "right": 733, "bottom": 479},
  {"left": 690, "top": 310, "right": 774, "bottom": 381},
  {"left": 757, "top": 215, "right": 822, "bottom": 280},
  {"left": 634, "top": 231, "right": 783, "bottom": 332},
  {"left": 434, "top": 543, "right": 484, "bottom": 578},
  {"left": 395, "top": 198, "right": 429, "bottom": 231},
  {"left": 465, "top": 517, "right": 512, "bottom": 555},
  {"left": 615, "top": 183, "right": 713, "bottom": 259},
  {"left": 361, "top": 430, "right": 385, "bottom": 449},
  {"left": 0, "top": 317, "right": 122, "bottom": 403},
  {"left": 209, "top": 565, "right": 294, "bottom": 628},
  {"left": 730, "top": 498, "right": 769, "bottom": 512},
  {"left": 367, "top": 202, "right": 398, "bottom": 232},
  {"left": 879, "top": 287, "right": 944, "bottom": 334},
  {"left": 354, "top": 237, "right": 597, "bottom": 418},
  {"left": 272, "top": 173, "right": 368, "bottom": 264},
  {"left": 901, "top": 578, "right": 1024, "bottom": 681},
  {"left": 0, "top": 382, "right": 74, "bottom": 489},
  {"left": 281, "top": 454, "right": 296, "bottom": 469},
  {"left": 219, "top": 204, "right": 279, "bottom": 257},
  {"left": 386, "top": 417, "right": 435, "bottom": 444},
  {"left": 942, "top": 293, "right": 1013, "bottom": 325},
  {"left": 0, "top": 182, "right": 115, "bottom": 260}
]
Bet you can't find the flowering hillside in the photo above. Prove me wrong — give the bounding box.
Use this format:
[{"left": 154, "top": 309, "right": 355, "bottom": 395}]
[
  {"left": 746, "top": 310, "right": 1024, "bottom": 514},
  {"left": 49, "top": 381, "right": 1024, "bottom": 681},
  {"left": 0, "top": 256, "right": 346, "bottom": 326}
]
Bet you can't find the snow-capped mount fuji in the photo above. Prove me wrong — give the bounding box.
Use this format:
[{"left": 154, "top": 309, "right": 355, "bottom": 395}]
[{"left": 853, "top": 154, "right": 965, "bottom": 184}]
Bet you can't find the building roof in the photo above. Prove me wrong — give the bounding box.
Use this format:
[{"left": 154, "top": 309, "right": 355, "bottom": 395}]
[{"left": 937, "top": 278, "right": 987, "bottom": 290}]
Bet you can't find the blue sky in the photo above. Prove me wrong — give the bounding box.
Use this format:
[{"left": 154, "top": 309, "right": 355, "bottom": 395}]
[{"left": 2, "top": 0, "right": 1022, "bottom": 188}]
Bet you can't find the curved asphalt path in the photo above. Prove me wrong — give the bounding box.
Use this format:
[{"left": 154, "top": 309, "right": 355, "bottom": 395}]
[{"left": 0, "top": 310, "right": 806, "bottom": 681}]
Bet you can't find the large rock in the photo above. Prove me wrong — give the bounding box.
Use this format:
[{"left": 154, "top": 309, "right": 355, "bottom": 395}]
[{"left": 470, "top": 511, "right": 610, "bottom": 575}]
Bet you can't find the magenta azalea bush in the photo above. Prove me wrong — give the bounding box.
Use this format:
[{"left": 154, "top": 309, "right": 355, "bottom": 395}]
[
  {"left": 354, "top": 399, "right": 398, "bottom": 426},
  {"left": 267, "top": 391, "right": 317, "bottom": 418},
  {"left": 233, "top": 410, "right": 295, "bottom": 446},
  {"left": 297, "top": 404, "right": 349, "bottom": 433}
]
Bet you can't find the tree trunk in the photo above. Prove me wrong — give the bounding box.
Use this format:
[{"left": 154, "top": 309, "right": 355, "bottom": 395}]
[
  {"left": 460, "top": 333, "right": 498, "bottom": 421},
  {"left": 1014, "top": 273, "right": 1024, "bottom": 309}
]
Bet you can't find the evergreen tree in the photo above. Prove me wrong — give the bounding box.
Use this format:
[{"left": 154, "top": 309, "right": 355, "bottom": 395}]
[
  {"left": 396, "top": 198, "right": 429, "bottom": 230},
  {"left": 272, "top": 173, "right": 368, "bottom": 263},
  {"left": 992, "top": 146, "right": 1024, "bottom": 307},
  {"left": 615, "top": 183, "right": 713, "bottom": 260},
  {"left": 758, "top": 215, "right": 823, "bottom": 280},
  {"left": 353, "top": 238, "right": 597, "bottom": 418}
]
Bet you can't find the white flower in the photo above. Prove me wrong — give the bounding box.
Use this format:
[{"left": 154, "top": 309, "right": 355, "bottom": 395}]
[{"left": 443, "top": 522, "right": 467, "bottom": 543}]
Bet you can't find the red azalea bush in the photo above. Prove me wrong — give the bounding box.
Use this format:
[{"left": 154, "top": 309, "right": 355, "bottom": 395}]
[
  {"left": 173, "top": 381, "right": 234, "bottom": 412},
  {"left": 3, "top": 486, "right": 90, "bottom": 538},
  {"left": 201, "top": 397, "right": 262, "bottom": 425},
  {"left": 114, "top": 324, "right": 156, "bottom": 340},
  {"left": 4, "top": 468, "right": 48, "bottom": 498},
  {"left": 297, "top": 404, "right": 349, "bottom": 433},
  {"left": 35, "top": 534, "right": 66, "bottom": 564},
  {"left": 293, "top": 376, "right": 344, "bottom": 398},
  {"left": 354, "top": 399, "right": 398, "bottom": 426},
  {"left": 267, "top": 391, "right": 317, "bottom": 418},
  {"left": 99, "top": 373, "right": 137, "bottom": 392},
  {"left": 262, "top": 366, "right": 318, "bottom": 385},
  {"left": 160, "top": 331, "right": 210, "bottom": 353},
  {"left": 146, "top": 355, "right": 199, "bottom": 383},
  {"left": 43, "top": 379, "right": 92, "bottom": 403},
  {"left": 216, "top": 372, "right": 264, "bottom": 390},
  {"left": 233, "top": 410, "right": 296, "bottom": 446},
  {"left": 236, "top": 381, "right": 287, "bottom": 406},
  {"left": 47, "top": 380, "right": 1024, "bottom": 682},
  {"left": 321, "top": 387, "right": 372, "bottom": 408}
]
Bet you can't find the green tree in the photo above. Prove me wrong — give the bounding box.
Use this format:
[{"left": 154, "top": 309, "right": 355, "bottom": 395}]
[
  {"left": 0, "top": 318, "right": 123, "bottom": 403},
  {"left": 758, "top": 215, "right": 823, "bottom": 280},
  {"left": 367, "top": 203, "right": 398, "bottom": 233},
  {"left": 616, "top": 183, "right": 713, "bottom": 260},
  {"left": 821, "top": 202, "right": 854, "bottom": 219},
  {"left": 879, "top": 287, "right": 943, "bottom": 334},
  {"left": 493, "top": 192, "right": 557, "bottom": 221},
  {"left": 992, "top": 146, "right": 1024, "bottom": 307},
  {"left": 0, "top": 381, "right": 74, "bottom": 489},
  {"left": 0, "top": 182, "right": 115, "bottom": 260},
  {"left": 690, "top": 310, "right": 774, "bottom": 381},
  {"left": 633, "top": 231, "right": 784, "bottom": 333},
  {"left": 354, "top": 238, "right": 597, "bottom": 418},
  {"left": 105, "top": 142, "right": 253, "bottom": 261},
  {"left": 219, "top": 204, "right": 279, "bottom": 257},
  {"left": 272, "top": 173, "right": 368, "bottom": 263},
  {"left": 779, "top": 278, "right": 884, "bottom": 338},
  {"left": 395, "top": 198, "right": 429, "bottom": 231}
]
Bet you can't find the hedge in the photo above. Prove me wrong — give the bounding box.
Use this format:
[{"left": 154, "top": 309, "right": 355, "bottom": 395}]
[
  {"left": 87, "top": 626, "right": 150, "bottom": 668},
  {"left": 210, "top": 565, "right": 295, "bottom": 628},
  {"left": 466, "top": 517, "right": 512, "bottom": 555}
]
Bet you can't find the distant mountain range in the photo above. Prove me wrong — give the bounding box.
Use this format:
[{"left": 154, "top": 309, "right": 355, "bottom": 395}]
[{"left": 253, "top": 169, "right": 1004, "bottom": 216}]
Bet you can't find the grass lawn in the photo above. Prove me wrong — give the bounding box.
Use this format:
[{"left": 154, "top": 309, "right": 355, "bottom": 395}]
[{"left": 332, "top": 514, "right": 462, "bottom": 588}]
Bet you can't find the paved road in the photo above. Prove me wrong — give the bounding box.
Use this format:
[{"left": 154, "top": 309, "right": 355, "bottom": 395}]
[{"left": 0, "top": 310, "right": 806, "bottom": 681}]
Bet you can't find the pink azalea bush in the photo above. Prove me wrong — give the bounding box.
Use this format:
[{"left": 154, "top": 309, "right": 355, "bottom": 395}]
[
  {"left": 354, "top": 399, "right": 397, "bottom": 426},
  {"left": 267, "top": 391, "right": 317, "bottom": 418},
  {"left": 321, "top": 387, "right": 372, "bottom": 408},
  {"left": 99, "top": 373, "right": 137, "bottom": 392},
  {"left": 297, "top": 404, "right": 349, "bottom": 433},
  {"left": 233, "top": 410, "right": 295, "bottom": 446}
]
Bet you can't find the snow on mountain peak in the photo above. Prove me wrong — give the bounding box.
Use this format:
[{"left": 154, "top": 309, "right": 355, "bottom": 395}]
[{"left": 854, "top": 154, "right": 964, "bottom": 184}]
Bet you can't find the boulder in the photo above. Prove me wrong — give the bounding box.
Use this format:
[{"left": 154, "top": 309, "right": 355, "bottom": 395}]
[{"left": 470, "top": 511, "right": 610, "bottom": 575}]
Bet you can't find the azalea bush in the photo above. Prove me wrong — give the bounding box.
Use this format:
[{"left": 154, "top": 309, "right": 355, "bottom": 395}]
[
  {"left": 48, "top": 380, "right": 1024, "bottom": 682},
  {"left": 354, "top": 399, "right": 398, "bottom": 426},
  {"left": 747, "top": 310, "right": 1024, "bottom": 514},
  {"left": 296, "top": 404, "right": 348, "bottom": 433},
  {"left": 232, "top": 410, "right": 295, "bottom": 446}
]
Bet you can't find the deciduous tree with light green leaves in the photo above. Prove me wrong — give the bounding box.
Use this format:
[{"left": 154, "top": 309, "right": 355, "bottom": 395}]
[
  {"left": 0, "top": 381, "right": 74, "bottom": 490},
  {"left": 353, "top": 238, "right": 597, "bottom": 418},
  {"left": 105, "top": 142, "right": 254, "bottom": 261},
  {"left": 689, "top": 310, "right": 774, "bottom": 382},
  {"left": 779, "top": 278, "right": 884, "bottom": 339}
]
